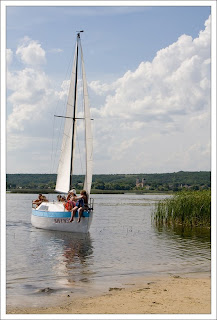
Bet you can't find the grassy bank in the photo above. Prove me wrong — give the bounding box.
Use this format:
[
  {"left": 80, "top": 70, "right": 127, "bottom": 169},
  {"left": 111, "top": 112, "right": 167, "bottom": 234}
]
[{"left": 153, "top": 190, "right": 211, "bottom": 228}]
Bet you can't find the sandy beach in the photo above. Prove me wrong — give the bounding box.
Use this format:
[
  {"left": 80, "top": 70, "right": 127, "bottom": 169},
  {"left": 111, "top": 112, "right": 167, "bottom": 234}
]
[{"left": 7, "top": 274, "right": 211, "bottom": 315}]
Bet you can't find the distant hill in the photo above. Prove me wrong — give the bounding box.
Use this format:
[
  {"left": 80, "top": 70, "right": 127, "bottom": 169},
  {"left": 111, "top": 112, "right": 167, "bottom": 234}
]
[{"left": 6, "top": 171, "right": 211, "bottom": 193}]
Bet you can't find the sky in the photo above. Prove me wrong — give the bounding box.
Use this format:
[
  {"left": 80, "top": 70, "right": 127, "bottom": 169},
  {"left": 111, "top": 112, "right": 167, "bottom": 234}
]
[{"left": 3, "top": 2, "right": 215, "bottom": 175}]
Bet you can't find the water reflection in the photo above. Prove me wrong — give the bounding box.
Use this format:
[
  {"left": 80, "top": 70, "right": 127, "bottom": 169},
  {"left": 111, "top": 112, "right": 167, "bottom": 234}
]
[
  {"left": 29, "top": 230, "right": 95, "bottom": 288},
  {"left": 152, "top": 222, "right": 211, "bottom": 270},
  {"left": 153, "top": 222, "right": 211, "bottom": 244},
  {"left": 52, "top": 231, "right": 93, "bottom": 265}
]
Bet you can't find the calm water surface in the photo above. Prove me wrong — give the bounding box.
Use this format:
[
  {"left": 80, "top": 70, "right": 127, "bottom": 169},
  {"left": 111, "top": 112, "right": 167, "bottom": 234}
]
[{"left": 6, "top": 193, "right": 211, "bottom": 308}]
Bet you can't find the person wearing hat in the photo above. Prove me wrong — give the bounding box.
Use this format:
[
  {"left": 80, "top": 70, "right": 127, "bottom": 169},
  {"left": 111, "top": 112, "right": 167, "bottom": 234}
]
[
  {"left": 69, "top": 189, "right": 77, "bottom": 195},
  {"left": 66, "top": 189, "right": 76, "bottom": 199}
]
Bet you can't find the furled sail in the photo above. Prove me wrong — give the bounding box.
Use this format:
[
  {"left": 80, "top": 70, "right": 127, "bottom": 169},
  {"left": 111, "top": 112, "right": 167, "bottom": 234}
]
[
  {"left": 80, "top": 44, "right": 93, "bottom": 196},
  {"left": 55, "top": 43, "right": 78, "bottom": 193}
]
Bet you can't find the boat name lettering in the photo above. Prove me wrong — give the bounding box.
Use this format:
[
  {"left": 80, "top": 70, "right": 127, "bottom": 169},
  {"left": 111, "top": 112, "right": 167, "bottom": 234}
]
[{"left": 54, "top": 218, "right": 70, "bottom": 223}]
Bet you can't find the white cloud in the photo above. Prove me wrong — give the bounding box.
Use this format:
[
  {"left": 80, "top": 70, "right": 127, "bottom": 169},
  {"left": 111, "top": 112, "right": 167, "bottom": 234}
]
[
  {"left": 6, "top": 48, "right": 13, "bottom": 65},
  {"left": 16, "top": 37, "right": 46, "bottom": 66},
  {"left": 89, "top": 80, "right": 117, "bottom": 96},
  {"left": 49, "top": 48, "right": 63, "bottom": 53},
  {"left": 7, "top": 67, "right": 53, "bottom": 132},
  {"left": 6, "top": 16, "right": 211, "bottom": 174},
  {"left": 91, "top": 16, "right": 210, "bottom": 123},
  {"left": 90, "top": 16, "right": 211, "bottom": 173}
]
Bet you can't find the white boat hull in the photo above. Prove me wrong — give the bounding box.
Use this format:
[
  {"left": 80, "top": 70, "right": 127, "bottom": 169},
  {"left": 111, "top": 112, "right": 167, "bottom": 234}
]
[{"left": 31, "top": 202, "right": 93, "bottom": 233}]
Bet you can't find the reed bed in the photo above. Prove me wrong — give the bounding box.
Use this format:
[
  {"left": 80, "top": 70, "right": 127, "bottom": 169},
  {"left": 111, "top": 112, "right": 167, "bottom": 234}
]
[{"left": 154, "top": 190, "right": 211, "bottom": 228}]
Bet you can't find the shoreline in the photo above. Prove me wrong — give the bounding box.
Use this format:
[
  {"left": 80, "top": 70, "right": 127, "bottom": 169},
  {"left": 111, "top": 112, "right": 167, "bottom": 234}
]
[
  {"left": 7, "top": 189, "right": 173, "bottom": 194},
  {"left": 7, "top": 273, "right": 211, "bottom": 315}
]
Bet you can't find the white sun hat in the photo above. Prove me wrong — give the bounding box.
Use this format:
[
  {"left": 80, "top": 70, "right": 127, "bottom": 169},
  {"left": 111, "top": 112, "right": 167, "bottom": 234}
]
[{"left": 69, "top": 189, "right": 76, "bottom": 194}]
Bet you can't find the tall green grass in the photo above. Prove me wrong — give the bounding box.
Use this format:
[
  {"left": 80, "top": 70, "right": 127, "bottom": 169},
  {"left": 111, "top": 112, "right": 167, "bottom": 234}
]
[{"left": 154, "top": 190, "right": 211, "bottom": 228}]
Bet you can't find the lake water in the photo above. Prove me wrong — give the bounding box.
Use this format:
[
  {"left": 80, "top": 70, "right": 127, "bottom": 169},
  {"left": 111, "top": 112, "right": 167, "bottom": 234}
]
[{"left": 6, "top": 193, "right": 211, "bottom": 308}]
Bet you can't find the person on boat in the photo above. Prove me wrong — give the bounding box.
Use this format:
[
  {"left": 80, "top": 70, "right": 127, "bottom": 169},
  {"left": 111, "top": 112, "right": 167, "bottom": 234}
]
[
  {"left": 33, "top": 194, "right": 43, "bottom": 206},
  {"left": 69, "top": 190, "right": 88, "bottom": 223},
  {"left": 77, "top": 190, "right": 88, "bottom": 223},
  {"left": 57, "top": 195, "right": 66, "bottom": 202},
  {"left": 64, "top": 189, "right": 76, "bottom": 212},
  {"left": 42, "top": 195, "right": 48, "bottom": 201},
  {"left": 66, "top": 189, "right": 76, "bottom": 201},
  {"left": 33, "top": 194, "right": 48, "bottom": 207}
]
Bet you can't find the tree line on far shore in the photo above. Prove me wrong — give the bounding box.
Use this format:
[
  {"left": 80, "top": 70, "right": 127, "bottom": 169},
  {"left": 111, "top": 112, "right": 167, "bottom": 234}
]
[{"left": 6, "top": 171, "right": 211, "bottom": 193}]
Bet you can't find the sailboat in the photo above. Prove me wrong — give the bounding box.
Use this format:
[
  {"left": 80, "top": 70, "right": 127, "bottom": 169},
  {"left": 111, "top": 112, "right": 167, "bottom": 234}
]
[{"left": 31, "top": 31, "right": 94, "bottom": 233}]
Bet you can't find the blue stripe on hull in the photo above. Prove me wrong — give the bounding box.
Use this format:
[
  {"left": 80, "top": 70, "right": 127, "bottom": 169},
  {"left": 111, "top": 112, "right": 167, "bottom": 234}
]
[{"left": 32, "top": 209, "right": 90, "bottom": 218}]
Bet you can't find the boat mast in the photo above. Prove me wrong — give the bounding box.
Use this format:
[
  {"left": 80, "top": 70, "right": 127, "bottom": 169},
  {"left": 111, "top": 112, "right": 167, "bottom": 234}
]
[{"left": 69, "top": 31, "right": 82, "bottom": 190}]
